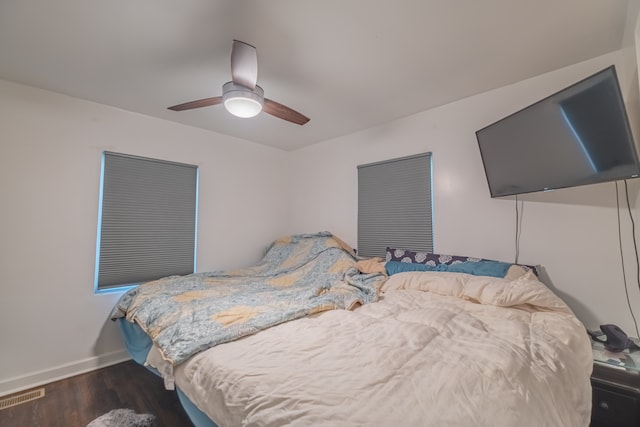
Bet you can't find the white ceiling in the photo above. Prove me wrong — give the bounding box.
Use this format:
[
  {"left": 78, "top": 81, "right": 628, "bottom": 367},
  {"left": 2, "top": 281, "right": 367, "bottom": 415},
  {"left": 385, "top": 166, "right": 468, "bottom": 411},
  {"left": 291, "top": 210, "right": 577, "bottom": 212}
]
[{"left": 0, "top": 0, "right": 632, "bottom": 151}]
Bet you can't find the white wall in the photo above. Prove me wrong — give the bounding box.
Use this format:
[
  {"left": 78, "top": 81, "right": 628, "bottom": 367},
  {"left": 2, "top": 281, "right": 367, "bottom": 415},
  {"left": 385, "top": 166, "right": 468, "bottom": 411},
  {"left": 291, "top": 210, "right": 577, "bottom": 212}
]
[
  {"left": 0, "top": 80, "right": 290, "bottom": 396},
  {"left": 289, "top": 50, "right": 640, "bottom": 336}
]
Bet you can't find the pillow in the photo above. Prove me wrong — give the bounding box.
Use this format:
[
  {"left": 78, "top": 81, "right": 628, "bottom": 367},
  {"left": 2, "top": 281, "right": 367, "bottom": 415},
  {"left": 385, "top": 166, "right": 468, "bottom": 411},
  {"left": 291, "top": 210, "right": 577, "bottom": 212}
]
[
  {"left": 443, "top": 260, "right": 511, "bottom": 278},
  {"left": 385, "top": 247, "right": 537, "bottom": 277},
  {"left": 385, "top": 260, "right": 512, "bottom": 278},
  {"left": 385, "top": 261, "right": 437, "bottom": 275},
  {"left": 504, "top": 265, "right": 528, "bottom": 281},
  {"left": 385, "top": 247, "right": 480, "bottom": 266}
]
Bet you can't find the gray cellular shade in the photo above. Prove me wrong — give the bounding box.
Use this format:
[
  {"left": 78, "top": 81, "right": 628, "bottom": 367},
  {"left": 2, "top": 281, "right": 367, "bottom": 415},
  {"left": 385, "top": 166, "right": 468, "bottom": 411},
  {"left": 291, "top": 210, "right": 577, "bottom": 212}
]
[
  {"left": 357, "top": 153, "right": 432, "bottom": 258},
  {"left": 96, "top": 152, "right": 198, "bottom": 290}
]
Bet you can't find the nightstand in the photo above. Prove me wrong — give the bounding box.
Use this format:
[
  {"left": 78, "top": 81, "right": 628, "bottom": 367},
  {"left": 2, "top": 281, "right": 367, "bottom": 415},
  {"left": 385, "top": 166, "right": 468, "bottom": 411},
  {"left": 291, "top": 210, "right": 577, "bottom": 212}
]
[{"left": 590, "top": 340, "right": 640, "bottom": 427}]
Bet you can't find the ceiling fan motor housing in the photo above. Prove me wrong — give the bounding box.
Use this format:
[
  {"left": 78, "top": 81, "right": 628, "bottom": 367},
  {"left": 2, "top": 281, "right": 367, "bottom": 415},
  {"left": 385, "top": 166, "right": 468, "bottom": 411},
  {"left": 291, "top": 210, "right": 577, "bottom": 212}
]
[{"left": 222, "top": 82, "right": 264, "bottom": 118}]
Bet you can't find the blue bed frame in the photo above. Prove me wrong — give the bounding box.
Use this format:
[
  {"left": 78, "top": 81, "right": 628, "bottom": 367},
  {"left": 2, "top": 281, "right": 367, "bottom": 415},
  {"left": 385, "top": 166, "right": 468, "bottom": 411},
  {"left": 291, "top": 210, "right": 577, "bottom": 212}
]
[{"left": 117, "top": 319, "right": 219, "bottom": 427}]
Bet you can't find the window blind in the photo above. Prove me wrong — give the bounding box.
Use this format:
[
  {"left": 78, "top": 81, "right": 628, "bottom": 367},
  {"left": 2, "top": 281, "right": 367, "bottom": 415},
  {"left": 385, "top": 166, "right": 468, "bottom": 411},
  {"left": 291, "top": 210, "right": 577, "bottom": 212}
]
[
  {"left": 95, "top": 152, "right": 198, "bottom": 290},
  {"left": 357, "top": 152, "right": 433, "bottom": 258}
]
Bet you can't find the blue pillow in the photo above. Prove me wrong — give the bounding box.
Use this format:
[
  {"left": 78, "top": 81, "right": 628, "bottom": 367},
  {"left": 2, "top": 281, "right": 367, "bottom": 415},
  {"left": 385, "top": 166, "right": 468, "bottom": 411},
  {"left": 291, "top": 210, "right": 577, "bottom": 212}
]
[
  {"left": 444, "top": 260, "right": 511, "bottom": 278},
  {"left": 385, "top": 261, "right": 437, "bottom": 275},
  {"left": 385, "top": 260, "right": 512, "bottom": 278}
]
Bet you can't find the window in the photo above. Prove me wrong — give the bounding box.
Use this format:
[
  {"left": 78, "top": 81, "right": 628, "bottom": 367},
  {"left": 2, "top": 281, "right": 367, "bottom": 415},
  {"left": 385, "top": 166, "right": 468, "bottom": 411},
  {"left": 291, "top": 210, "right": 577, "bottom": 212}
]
[
  {"left": 95, "top": 152, "right": 198, "bottom": 292},
  {"left": 357, "top": 152, "right": 433, "bottom": 258}
]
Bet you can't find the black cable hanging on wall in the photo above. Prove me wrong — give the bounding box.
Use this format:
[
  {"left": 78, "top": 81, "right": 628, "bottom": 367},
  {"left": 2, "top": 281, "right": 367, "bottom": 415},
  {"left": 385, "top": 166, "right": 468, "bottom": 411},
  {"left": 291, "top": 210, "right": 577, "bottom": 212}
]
[
  {"left": 514, "top": 195, "right": 523, "bottom": 265},
  {"left": 616, "top": 180, "right": 640, "bottom": 338}
]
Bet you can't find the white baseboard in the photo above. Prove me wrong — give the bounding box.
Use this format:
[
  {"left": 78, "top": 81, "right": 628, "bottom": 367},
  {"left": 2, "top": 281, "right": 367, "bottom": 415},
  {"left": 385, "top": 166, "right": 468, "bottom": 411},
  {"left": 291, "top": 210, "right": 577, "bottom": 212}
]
[{"left": 0, "top": 350, "right": 131, "bottom": 398}]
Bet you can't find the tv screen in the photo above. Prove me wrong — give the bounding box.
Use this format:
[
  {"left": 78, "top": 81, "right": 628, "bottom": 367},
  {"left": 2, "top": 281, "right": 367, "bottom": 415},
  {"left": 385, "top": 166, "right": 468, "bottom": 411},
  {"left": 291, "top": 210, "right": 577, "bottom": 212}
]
[{"left": 476, "top": 65, "right": 640, "bottom": 198}]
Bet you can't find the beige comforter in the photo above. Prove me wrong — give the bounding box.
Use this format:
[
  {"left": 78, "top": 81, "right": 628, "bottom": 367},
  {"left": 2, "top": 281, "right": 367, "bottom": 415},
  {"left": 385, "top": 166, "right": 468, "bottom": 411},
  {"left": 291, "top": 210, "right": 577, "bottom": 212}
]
[{"left": 169, "top": 270, "right": 592, "bottom": 427}]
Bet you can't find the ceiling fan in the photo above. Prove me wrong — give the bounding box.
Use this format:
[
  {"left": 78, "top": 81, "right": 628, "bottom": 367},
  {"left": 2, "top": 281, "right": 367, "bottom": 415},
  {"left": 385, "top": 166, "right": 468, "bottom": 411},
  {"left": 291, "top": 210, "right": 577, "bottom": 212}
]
[{"left": 168, "top": 40, "right": 310, "bottom": 125}]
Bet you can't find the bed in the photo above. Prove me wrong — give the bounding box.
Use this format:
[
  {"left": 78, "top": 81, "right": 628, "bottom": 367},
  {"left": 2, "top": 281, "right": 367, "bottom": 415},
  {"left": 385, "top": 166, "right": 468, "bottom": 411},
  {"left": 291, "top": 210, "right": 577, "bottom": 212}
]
[{"left": 111, "top": 232, "right": 593, "bottom": 427}]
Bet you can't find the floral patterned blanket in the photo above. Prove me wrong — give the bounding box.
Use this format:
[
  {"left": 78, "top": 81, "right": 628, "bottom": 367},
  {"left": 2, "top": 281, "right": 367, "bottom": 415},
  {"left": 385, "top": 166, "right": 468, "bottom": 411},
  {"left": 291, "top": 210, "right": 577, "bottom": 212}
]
[{"left": 111, "top": 232, "right": 386, "bottom": 367}]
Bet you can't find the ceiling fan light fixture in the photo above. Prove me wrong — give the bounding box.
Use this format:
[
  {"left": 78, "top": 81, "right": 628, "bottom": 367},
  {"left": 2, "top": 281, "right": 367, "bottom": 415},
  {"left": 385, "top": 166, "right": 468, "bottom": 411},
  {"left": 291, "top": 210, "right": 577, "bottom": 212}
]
[
  {"left": 224, "top": 96, "right": 262, "bottom": 118},
  {"left": 168, "top": 41, "right": 309, "bottom": 125},
  {"left": 222, "top": 82, "right": 264, "bottom": 118}
]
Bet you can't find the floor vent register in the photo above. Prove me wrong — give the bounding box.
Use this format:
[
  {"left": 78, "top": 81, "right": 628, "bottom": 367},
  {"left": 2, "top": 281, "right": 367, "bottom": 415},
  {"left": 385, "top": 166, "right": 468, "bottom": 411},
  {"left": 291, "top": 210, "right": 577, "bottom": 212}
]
[{"left": 0, "top": 388, "right": 45, "bottom": 410}]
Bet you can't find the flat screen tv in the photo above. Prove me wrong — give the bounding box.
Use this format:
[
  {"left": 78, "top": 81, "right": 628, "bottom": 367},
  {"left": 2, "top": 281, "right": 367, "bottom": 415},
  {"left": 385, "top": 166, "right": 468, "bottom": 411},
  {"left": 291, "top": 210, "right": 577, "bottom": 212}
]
[{"left": 476, "top": 65, "right": 640, "bottom": 198}]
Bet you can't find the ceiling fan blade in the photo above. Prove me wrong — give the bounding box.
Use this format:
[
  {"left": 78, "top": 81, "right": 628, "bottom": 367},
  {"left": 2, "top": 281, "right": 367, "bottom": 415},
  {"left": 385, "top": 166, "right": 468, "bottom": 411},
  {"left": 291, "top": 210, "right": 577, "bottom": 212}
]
[
  {"left": 231, "top": 40, "right": 258, "bottom": 89},
  {"left": 167, "top": 96, "right": 223, "bottom": 111},
  {"left": 263, "top": 98, "right": 310, "bottom": 125}
]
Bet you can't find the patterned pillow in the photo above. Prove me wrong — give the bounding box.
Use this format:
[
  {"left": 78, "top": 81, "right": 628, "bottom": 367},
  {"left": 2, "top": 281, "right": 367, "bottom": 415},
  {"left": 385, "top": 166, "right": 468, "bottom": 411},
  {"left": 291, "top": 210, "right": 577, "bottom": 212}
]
[
  {"left": 385, "top": 247, "right": 537, "bottom": 276},
  {"left": 385, "top": 247, "right": 483, "bottom": 266}
]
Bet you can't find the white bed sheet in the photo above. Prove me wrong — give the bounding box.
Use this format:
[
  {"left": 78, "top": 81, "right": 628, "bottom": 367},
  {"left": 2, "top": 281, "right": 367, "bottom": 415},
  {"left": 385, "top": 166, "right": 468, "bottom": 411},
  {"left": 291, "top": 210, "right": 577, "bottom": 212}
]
[{"left": 167, "top": 270, "right": 592, "bottom": 427}]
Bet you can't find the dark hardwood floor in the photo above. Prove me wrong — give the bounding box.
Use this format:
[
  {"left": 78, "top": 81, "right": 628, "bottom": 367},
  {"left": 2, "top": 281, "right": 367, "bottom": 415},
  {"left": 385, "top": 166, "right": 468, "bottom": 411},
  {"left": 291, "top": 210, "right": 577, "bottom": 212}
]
[{"left": 0, "top": 361, "right": 194, "bottom": 427}]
